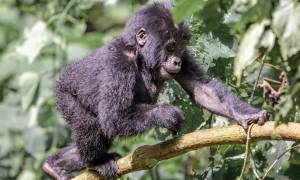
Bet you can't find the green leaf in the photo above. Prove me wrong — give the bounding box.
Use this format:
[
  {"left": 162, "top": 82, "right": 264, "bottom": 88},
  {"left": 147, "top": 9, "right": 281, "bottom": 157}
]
[
  {"left": 23, "top": 126, "right": 46, "bottom": 157},
  {"left": 0, "top": 131, "right": 14, "bottom": 156},
  {"left": 17, "top": 170, "right": 35, "bottom": 180},
  {"left": 234, "top": 20, "right": 269, "bottom": 80},
  {"left": 0, "top": 152, "right": 24, "bottom": 178},
  {"left": 230, "top": 0, "right": 272, "bottom": 34},
  {"left": 189, "top": 31, "right": 235, "bottom": 72},
  {"left": 16, "top": 21, "right": 52, "bottom": 63},
  {"left": 274, "top": 82, "right": 300, "bottom": 122},
  {"left": 18, "top": 72, "right": 40, "bottom": 110},
  {"left": 77, "top": 0, "right": 98, "bottom": 10},
  {"left": 232, "top": 0, "right": 258, "bottom": 13},
  {"left": 272, "top": 1, "right": 300, "bottom": 60},
  {"left": 172, "top": 0, "right": 206, "bottom": 23},
  {"left": 200, "top": 0, "right": 224, "bottom": 31},
  {"left": 260, "top": 29, "right": 276, "bottom": 51},
  {"left": 266, "top": 141, "right": 293, "bottom": 175},
  {"left": 0, "top": 59, "right": 18, "bottom": 84},
  {"left": 0, "top": 105, "right": 29, "bottom": 130},
  {"left": 66, "top": 43, "right": 91, "bottom": 62}
]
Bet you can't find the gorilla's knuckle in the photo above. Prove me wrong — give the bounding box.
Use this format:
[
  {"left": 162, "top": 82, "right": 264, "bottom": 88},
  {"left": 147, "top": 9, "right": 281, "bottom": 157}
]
[{"left": 162, "top": 106, "right": 184, "bottom": 121}]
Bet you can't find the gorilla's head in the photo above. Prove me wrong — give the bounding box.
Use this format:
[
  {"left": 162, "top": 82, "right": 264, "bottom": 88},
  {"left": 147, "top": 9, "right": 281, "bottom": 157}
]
[{"left": 122, "top": 2, "right": 191, "bottom": 80}]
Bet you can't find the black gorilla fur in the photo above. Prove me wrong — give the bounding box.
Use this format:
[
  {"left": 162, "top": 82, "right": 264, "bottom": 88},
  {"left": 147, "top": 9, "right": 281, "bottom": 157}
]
[{"left": 43, "top": 2, "right": 268, "bottom": 179}]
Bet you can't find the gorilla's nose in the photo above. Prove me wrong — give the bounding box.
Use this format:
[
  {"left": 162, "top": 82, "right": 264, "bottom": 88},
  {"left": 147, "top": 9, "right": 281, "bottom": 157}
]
[{"left": 172, "top": 58, "right": 182, "bottom": 67}]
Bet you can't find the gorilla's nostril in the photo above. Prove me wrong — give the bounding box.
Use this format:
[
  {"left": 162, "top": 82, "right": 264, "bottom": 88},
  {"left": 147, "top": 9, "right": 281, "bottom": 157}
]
[{"left": 173, "top": 60, "right": 181, "bottom": 66}]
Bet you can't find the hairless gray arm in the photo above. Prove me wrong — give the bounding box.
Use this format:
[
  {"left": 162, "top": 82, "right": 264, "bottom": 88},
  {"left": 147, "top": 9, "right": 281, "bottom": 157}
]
[{"left": 175, "top": 51, "right": 268, "bottom": 129}]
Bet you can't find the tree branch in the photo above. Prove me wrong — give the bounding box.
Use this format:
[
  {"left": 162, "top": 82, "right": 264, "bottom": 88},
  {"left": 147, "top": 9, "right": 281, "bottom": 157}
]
[{"left": 72, "top": 121, "right": 300, "bottom": 180}]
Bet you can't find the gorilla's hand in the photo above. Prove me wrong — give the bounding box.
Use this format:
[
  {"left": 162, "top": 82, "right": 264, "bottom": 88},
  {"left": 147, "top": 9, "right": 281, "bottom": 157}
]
[
  {"left": 236, "top": 109, "right": 269, "bottom": 129},
  {"left": 158, "top": 105, "right": 185, "bottom": 134}
]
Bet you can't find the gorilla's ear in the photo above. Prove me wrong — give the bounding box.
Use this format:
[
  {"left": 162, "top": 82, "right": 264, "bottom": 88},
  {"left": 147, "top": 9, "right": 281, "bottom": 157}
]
[{"left": 136, "top": 28, "right": 147, "bottom": 46}]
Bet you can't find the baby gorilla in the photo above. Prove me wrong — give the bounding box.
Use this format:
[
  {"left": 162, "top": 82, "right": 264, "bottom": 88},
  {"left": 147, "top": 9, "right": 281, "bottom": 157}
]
[{"left": 43, "top": 2, "right": 268, "bottom": 179}]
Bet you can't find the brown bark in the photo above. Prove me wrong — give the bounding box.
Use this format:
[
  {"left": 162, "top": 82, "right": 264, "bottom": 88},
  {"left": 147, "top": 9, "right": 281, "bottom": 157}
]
[{"left": 72, "top": 121, "right": 300, "bottom": 180}]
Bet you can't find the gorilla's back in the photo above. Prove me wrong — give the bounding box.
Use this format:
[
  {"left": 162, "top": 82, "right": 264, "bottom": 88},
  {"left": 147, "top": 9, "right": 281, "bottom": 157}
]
[{"left": 56, "top": 40, "right": 138, "bottom": 115}]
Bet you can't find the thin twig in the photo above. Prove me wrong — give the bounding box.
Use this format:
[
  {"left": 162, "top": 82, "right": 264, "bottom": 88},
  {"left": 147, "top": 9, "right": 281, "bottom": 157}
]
[
  {"left": 263, "top": 62, "right": 279, "bottom": 70},
  {"left": 263, "top": 77, "right": 281, "bottom": 85},
  {"left": 261, "top": 143, "right": 300, "bottom": 180},
  {"left": 249, "top": 152, "right": 261, "bottom": 180},
  {"left": 47, "top": 0, "right": 77, "bottom": 25},
  {"left": 243, "top": 55, "right": 265, "bottom": 177},
  {"left": 249, "top": 54, "right": 266, "bottom": 102},
  {"left": 238, "top": 123, "right": 255, "bottom": 180}
]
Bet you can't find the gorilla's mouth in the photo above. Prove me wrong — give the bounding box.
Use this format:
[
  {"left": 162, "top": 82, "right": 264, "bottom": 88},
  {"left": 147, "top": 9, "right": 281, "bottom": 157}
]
[
  {"left": 160, "top": 67, "right": 180, "bottom": 79},
  {"left": 165, "top": 66, "right": 181, "bottom": 75},
  {"left": 166, "top": 69, "right": 178, "bottom": 76}
]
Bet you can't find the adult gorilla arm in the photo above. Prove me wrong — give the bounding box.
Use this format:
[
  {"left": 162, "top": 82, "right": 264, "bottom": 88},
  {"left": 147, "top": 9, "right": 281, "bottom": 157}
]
[{"left": 175, "top": 51, "right": 268, "bottom": 129}]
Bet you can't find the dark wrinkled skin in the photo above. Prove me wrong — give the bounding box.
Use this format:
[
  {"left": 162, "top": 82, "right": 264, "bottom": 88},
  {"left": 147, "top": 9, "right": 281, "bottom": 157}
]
[{"left": 43, "top": 2, "right": 268, "bottom": 179}]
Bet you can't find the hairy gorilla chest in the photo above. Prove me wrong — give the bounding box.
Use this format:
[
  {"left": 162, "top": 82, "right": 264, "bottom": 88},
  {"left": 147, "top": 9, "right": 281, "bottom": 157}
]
[{"left": 134, "top": 73, "right": 164, "bottom": 104}]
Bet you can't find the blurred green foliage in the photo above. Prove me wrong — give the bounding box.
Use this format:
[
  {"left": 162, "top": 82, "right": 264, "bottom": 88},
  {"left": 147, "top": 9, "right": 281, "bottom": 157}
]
[{"left": 0, "top": 0, "right": 299, "bottom": 179}]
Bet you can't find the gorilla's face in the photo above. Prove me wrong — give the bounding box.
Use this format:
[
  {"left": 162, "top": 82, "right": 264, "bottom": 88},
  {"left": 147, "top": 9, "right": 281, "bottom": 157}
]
[
  {"left": 160, "top": 39, "right": 183, "bottom": 80},
  {"left": 159, "top": 24, "right": 190, "bottom": 80},
  {"left": 135, "top": 21, "right": 190, "bottom": 80}
]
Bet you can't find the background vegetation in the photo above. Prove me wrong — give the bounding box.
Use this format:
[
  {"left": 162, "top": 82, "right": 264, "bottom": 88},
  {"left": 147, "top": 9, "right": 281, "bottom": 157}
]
[{"left": 0, "top": 0, "right": 299, "bottom": 179}]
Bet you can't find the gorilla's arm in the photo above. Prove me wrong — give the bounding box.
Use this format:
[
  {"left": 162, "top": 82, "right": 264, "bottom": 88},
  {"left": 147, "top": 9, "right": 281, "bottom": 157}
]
[
  {"left": 112, "top": 104, "right": 184, "bottom": 137},
  {"left": 175, "top": 51, "right": 268, "bottom": 129}
]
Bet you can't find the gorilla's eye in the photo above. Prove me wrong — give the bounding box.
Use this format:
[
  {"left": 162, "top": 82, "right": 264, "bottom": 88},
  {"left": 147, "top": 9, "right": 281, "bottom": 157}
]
[
  {"left": 166, "top": 43, "right": 176, "bottom": 53},
  {"left": 182, "top": 33, "right": 190, "bottom": 41}
]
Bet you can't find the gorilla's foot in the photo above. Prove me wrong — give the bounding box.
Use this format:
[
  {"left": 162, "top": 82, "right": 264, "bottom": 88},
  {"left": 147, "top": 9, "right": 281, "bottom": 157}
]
[
  {"left": 43, "top": 161, "right": 71, "bottom": 180},
  {"left": 87, "top": 153, "right": 121, "bottom": 179}
]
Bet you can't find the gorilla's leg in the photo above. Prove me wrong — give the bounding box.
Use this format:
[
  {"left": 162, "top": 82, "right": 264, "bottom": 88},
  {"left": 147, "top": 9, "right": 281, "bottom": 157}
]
[
  {"left": 47, "top": 90, "right": 120, "bottom": 178},
  {"left": 74, "top": 122, "right": 121, "bottom": 178},
  {"left": 43, "top": 144, "right": 83, "bottom": 180},
  {"left": 84, "top": 104, "right": 184, "bottom": 178}
]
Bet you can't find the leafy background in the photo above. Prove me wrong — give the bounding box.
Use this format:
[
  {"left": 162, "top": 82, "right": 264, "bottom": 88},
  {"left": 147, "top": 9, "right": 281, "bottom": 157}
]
[{"left": 0, "top": 0, "right": 299, "bottom": 179}]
